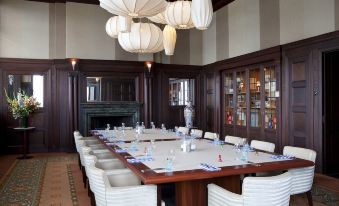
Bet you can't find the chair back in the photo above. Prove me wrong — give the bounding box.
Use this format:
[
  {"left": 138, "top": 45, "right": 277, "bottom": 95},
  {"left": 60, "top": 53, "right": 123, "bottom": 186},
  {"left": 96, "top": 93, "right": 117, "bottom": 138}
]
[
  {"left": 190, "top": 129, "right": 203, "bottom": 138},
  {"left": 73, "top": 131, "right": 83, "bottom": 152},
  {"left": 283, "top": 146, "right": 316, "bottom": 195},
  {"left": 178, "top": 127, "right": 189, "bottom": 135},
  {"left": 88, "top": 163, "right": 110, "bottom": 206},
  {"left": 204, "top": 132, "right": 217, "bottom": 140},
  {"left": 250, "top": 140, "right": 275, "bottom": 153},
  {"left": 283, "top": 146, "right": 316, "bottom": 162},
  {"left": 225, "top": 135, "right": 244, "bottom": 145},
  {"left": 77, "top": 140, "right": 87, "bottom": 166},
  {"left": 242, "top": 172, "right": 292, "bottom": 206}
]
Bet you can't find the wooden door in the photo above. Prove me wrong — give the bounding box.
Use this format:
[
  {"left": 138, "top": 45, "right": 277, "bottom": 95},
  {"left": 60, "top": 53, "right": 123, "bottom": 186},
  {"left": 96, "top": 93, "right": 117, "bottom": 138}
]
[{"left": 282, "top": 49, "right": 314, "bottom": 149}]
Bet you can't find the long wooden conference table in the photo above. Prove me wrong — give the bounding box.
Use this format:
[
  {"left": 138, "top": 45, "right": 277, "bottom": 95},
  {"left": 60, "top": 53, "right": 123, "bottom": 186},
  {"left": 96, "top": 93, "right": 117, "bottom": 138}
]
[{"left": 92, "top": 129, "right": 314, "bottom": 206}]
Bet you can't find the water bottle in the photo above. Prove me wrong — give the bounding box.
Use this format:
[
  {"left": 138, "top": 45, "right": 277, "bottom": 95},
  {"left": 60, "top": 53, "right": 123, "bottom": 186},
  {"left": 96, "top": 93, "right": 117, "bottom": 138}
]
[
  {"left": 141, "top": 122, "right": 145, "bottom": 133},
  {"left": 161, "top": 124, "right": 166, "bottom": 134},
  {"left": 150, "top": 122, "right": 155, "bottom": 130},
  {"left": 240, "top": 143, "right": 249, "bottom": 162}
]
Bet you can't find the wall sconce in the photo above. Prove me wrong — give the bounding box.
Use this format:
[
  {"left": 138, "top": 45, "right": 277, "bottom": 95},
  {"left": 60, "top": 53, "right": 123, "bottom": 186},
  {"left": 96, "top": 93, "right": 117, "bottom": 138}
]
[
  {"left": 145, "top": 61, "right": 153, "bottom": 73},
  {"left": 69, "top": 58, "right": 78, "bottom": 71}
]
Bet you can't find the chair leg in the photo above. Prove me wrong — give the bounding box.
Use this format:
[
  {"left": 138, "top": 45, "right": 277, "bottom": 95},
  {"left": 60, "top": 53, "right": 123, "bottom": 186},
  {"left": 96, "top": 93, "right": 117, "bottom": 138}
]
[
  {"left": 87, "top": 179, "right": 91, "bottom": 196},
  {"left": 78, "top": 155, "right": 81, "bottom": 170},
  {"left": 81, "top": 166, "right": 87, "bottom": 188},
  {"left": 306, "top": 191, "right": 313, "bottom": 206},
  {"left": 90, "top": 190, "right": 96, "bottom": 206}
]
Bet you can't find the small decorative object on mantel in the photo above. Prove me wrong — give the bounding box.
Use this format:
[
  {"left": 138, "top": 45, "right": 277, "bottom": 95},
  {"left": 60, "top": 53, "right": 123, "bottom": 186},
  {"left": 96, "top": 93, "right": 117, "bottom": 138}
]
[
  {"left": 5, "top": 89, "right": 40, "bottom": 128},
  {"left": 184, "top": 101, "right": 195, "bottom": 129}
]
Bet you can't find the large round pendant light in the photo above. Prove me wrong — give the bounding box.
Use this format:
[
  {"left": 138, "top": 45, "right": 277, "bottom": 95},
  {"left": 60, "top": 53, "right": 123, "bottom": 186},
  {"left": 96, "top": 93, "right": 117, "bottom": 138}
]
[
  {"left": 148, "top": 11, "right": 167, "bottom": 24},
  {"left": 99, "top": 0, "right": 167, "bottom": 18},
  {"left": 118, "top": 23, "right": 164, "bottom": 53},
  {"left": 165, "top": 1, "right": 194, "bottom": 29},
  {"left": 191, "top": 0, "right": 213, "bottom": 30},
  {"left": 105, "top": 16, "right": 119, "bottom": 38},
  {"left": 163, "top": 25, "right": 176, "bottom": 55}
]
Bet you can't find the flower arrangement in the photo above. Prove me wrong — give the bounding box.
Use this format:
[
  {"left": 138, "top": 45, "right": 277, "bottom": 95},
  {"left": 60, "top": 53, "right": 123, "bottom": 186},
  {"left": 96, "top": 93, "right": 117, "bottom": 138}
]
[{"left": 5, "top": 90, "right": 40, "bottom": 120}]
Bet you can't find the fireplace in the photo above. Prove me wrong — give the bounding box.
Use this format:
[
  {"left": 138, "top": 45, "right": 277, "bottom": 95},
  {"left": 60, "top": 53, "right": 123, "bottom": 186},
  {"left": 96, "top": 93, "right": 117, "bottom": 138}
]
[
  {"left": 80, "top": 102, "right": 142, "bottom": 135},
  {"left": 90, "top": 115, "right": 134, "bottom": 130}
]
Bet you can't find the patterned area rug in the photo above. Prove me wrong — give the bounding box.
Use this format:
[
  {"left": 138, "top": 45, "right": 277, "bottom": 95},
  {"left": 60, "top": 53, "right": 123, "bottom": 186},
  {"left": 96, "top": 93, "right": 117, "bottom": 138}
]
[
  {"left": 0, "top": 158, "right": 46, "bottom": 205},
  {"left": 0, "top": 154, "right": 90, "bottom": 206}
]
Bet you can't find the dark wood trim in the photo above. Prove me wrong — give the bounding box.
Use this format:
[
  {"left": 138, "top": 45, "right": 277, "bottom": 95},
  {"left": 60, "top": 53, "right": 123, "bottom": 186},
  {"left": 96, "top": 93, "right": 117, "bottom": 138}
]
[
  {"left": 212, "top": 0, "right": 234, "bottom": 11},
  {"left": 205, "top": 46, "right": 281, "bottom": 71},
  {"left": 26, "top": 0, "right": 235, "bottom": 12}
]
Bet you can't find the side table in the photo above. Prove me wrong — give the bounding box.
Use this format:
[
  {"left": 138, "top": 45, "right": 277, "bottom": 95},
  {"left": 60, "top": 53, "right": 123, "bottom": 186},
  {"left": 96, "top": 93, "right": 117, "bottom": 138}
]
[{"left": 13, "top": 127, "right": 35, "bottom": 159}]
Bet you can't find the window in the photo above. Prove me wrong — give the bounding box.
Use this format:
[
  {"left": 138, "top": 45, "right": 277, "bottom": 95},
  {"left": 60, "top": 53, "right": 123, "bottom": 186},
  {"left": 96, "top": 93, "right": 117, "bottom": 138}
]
[
  {"left": 169, "top": 78, "right": 195, "bottom": 106},
  {"left": 7, "top": 74, "right": 44, "bottom": 107}
]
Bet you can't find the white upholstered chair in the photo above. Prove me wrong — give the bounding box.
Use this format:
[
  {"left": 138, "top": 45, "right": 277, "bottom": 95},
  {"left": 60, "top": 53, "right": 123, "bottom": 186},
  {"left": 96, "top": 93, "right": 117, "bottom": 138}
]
[
  {"left": 190, "top": 129, "right": 203, "bottom": 138},
  {"left": 250, "top": 140, "right": 275, "bottom": 153},
  {"left": 178, "top": 126, "right": 189, "bottom": 135},
  {"left": 208, "top": 172, "right": 292, "bottom": 206},
  {"left": 83, "top": 148, "right": 126, "bottom": 202},
  {"left": 88, "top": 163, "right": 158, "bottom": 206},
  {"left": 204, "top": 132, "right": 217, "bottom": 140},
  {"left": 78, "top": 140, "right": 114, "bottom": 188},
  {"left": 283, "top": 146, "right": 316, "bottom": 206},
  {"left": 224, "top": 135, "right": 245, "bottom": 145}
]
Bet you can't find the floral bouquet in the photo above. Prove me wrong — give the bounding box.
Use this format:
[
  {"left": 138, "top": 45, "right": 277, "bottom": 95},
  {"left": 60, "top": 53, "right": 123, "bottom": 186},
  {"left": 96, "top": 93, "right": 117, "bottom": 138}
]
[{"left": 5, "top": 89, "right": 40, "bottom": 127}]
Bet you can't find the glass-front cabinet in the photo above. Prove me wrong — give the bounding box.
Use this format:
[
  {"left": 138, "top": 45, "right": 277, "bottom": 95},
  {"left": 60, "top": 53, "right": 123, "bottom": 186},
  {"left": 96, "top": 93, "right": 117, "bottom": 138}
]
[
  {"left": 236, "top": 71, "right": 247, "bottom": 126},
  {"left": 224, "top": 73, "right": 234, "bottom": 125},
  {"left": 222, "top": 63, "right": 279, "bottom": 140},
  {"left": 264, "top": 66, "right": 277, "bottom": 129}
]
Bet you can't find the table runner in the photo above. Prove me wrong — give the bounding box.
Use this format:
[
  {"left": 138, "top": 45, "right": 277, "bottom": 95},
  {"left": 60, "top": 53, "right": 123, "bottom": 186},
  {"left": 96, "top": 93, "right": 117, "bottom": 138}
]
[
  {"left": 93, "top": 129, "right": 180, "bottom": 142},
  {"left": 115, "top": 139, "right": 294, "bottom": 173}
]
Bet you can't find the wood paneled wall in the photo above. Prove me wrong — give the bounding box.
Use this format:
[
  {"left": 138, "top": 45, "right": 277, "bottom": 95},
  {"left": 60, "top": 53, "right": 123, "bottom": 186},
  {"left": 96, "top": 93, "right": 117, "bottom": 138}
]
[
  {"left": 2, "top": 31, "right": 339, "bottom": 173},
  {"left": 151, "top": 63, "right": 204, "bottom": 129},
  {"left": 0, "top": 59, "right": 203, "bottom": 154}
]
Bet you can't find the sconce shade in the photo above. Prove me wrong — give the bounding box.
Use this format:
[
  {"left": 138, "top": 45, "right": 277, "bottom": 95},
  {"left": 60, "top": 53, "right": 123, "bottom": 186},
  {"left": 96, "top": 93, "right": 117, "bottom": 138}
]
[
  {"left": 163, "top": 25, "right": 176, "bottom": 55},
  {"left": 118, "top": 23, "right": 164, "bottom": 53},
  {"left": 191, "top": 0, "right": 213, "bottom": 30},
  {"left": 105, "top": 16, "right": 119, "bottom": 38},
  {"left": 165, "top": 1, "right": 194, "bottom": 29},
  {"left": 99, "top": 0, "right": 167, "bottom": 18}
]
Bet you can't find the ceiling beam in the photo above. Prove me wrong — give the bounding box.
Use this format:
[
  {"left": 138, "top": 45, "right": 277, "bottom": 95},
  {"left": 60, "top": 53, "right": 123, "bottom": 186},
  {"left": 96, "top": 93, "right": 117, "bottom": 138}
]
[{"left": 26, "top": 0, "right": 234, "bottom": 11}]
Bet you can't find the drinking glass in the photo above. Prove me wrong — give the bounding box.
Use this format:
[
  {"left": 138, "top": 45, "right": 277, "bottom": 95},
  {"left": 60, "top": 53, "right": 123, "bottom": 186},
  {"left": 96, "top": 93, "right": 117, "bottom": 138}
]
[
  {"left": 213, "top": 133, "right": 220, "bottom": 145},
  {"left": 165, "top": 149, "right": 175, "bottom": 172}
]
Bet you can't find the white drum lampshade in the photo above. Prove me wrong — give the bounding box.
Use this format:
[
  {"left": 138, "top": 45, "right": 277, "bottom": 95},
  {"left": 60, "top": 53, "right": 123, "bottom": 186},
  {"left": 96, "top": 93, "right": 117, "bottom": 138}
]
[
  {"left": 118, "top": 16, "right": 132, "bottom": 33},
  {"left": 191, "top": 0, "right": 213, "bottom": 30},
  {"left": 99, "top": 0, "right": 167, "bottom": 18},
  {"left": 105, "top": 16, "right": 119, "bottom": 38},
  {"left": 118, "top": 23, "right": 164, "bottom": 53},
  {"left": 163, "top": 25, "right": 176, "bottom": 55},
  {"left": 148, "top": 11, "right": 167, "bottom": 24},
  {"left": 165, "top": 1, "right": 194, "bottom": 29}
]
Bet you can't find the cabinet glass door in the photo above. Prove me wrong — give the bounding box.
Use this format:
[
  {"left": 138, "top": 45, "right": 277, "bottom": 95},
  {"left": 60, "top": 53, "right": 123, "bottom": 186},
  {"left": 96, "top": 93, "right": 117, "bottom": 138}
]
[
  {"left": 250, "top": 68, "right": 261, "bottom": 127},
  {"left": 264, "top": 66, "right": 277, "bottom": 129},
  {"left": 236, "top": 71, "right": 246, "bottom": 126},
  {"left": 224, "top": 73, "right": 234, "bottom": 125}
]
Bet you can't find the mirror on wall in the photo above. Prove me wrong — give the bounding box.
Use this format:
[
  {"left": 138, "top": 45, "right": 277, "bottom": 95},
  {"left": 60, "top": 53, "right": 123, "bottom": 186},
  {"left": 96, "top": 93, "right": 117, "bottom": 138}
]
[
  {"left": 7, "top": 74, "right": 44, "bottom": 107},
  {"left": 169, "top": 78, "right": 195, "bottom": 106},
  {"left": 86, "top": 77, "right": 136, "bottom": 102}
]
